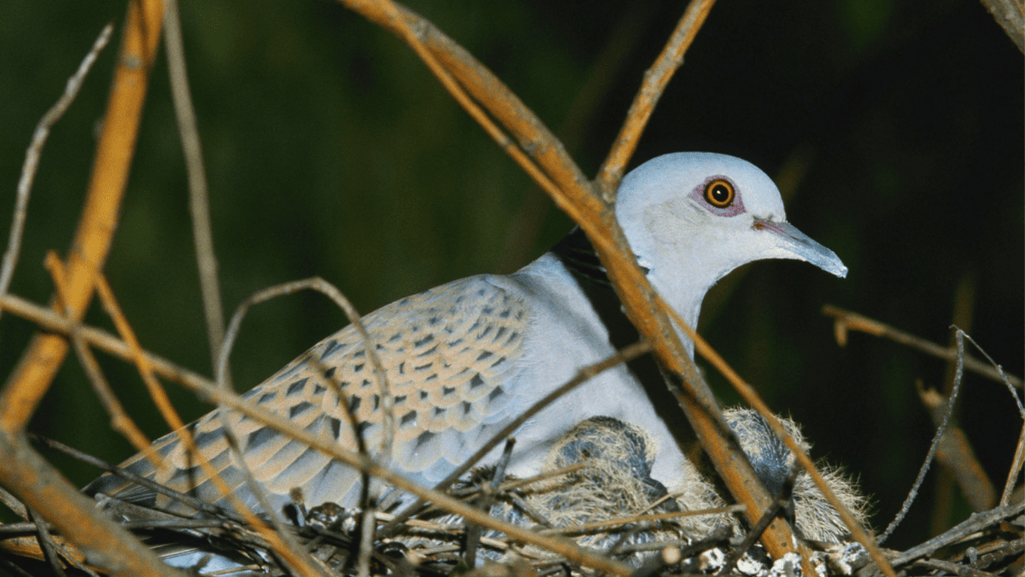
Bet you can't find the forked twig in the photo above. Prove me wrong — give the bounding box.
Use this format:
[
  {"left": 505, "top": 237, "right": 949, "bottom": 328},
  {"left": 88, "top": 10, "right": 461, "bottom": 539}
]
[
  {"left": 823, "top": 305, "right": 1022, "bottom": 389},
  {"left": 887, "top": 499, "right": 1024, "bottom": 567},
  {"left": 0, "top": 0, "right": 165, "bottom": 435},
  {"left": 0, "top": 22, "right": 114, "bottom": 326},
  {"left": 44, "top": 254, "right": 154, "bottom": 457},
  {"left": 878, "top": 328, "right": 970, "bottom": 544}
]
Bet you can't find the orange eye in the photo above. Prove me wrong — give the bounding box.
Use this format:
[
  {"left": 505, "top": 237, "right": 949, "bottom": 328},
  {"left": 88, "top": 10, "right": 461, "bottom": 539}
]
[{"left": 704, "top": 179, "right": 735, "bottom": 208}]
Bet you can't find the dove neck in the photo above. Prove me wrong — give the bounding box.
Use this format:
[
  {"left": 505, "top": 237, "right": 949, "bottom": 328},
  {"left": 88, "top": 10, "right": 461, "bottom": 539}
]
[
  {"left": 548, "top": 227, "right": 699, "bottom": 449},
  {"left": 549, "top": 227, "right": 699, "bottom": 354}
]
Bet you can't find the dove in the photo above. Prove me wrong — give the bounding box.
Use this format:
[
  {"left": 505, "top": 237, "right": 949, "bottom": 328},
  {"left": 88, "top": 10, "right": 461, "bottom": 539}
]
[
  {"left": 86, "top": 152, "right": 846, "bottom": 571},
  {"left": 723, "top": 407, "right": 870, "bottom": 544},
  {"left": 481, "top": 411, "right": 868, "bottom": 566}
]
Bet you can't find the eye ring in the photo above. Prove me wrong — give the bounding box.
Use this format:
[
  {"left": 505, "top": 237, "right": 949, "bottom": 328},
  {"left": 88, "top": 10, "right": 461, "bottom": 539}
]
[{"left": 704, "top": 179, "right": 735, "bottom": 208}]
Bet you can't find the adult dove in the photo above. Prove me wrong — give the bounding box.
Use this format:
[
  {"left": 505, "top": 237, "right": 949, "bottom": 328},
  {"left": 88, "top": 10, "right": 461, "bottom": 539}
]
[{"left": 86, "top": 152, "right": 846, "bottom": 566}]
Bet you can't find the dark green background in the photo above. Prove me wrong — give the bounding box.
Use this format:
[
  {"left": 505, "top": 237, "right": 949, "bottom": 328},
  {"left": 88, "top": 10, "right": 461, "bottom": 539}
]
[{"left": 1, "top": 0, "right": 1021, "bottom": 548}]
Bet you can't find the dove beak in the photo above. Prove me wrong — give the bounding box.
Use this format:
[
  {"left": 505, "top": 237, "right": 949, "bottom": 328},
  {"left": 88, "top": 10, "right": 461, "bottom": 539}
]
[{"left": 753, "top": 219, "right": 848, "bottom": 278}]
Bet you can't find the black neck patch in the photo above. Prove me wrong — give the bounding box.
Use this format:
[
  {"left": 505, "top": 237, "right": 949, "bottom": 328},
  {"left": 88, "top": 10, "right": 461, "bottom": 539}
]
[{"left": 550, "top": 227, "right": 694, "bottom": 448}]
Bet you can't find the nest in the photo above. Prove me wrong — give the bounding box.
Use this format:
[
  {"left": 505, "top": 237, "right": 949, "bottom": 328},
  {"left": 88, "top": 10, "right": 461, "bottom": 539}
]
[{"left": 1, "top": 410, "right": 1020, "bottom": 577}]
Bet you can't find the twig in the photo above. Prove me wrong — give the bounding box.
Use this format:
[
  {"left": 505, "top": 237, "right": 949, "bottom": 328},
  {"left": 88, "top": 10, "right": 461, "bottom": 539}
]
[
  {"left": 978, "top": 0, "right": 1024, "bottom": 53},
  {"left": 91, "top": 270, "right": 291, "bottom": 567},
  {"left": 34, "top": 434, "right": 233, "bottom": 519},
  {"left": 338, "top": 2, "right": 807, "bottom": 565},
  {"left": 657, "top": 295, "right": 890, "bottom": 576},
  {"left": 340, "top": 0, "right": 596, "bottom": 225},
  {"left": 719, "top": 466, "right": 797, "bottom": 575},
  {"left": 0, "top": 0, "right": 164, "bottom": 436},
  {"left": 887, "top": 499, "right": 1024, "bottom": 566},
  {"left": 379, "top": 340, "right": 652, "bottom": 535},
  {"left": 345, "top": 0, "right": 576, "bottom": 226},
  {"left": 538, "top": 505, "right": 744, "bottom": 536},
  {"left": 25, "top": 509, "right": 68, "bottom": 577},
  {"left": 0, "top": 486, "right": 28, "bottom": 520},
  {"left": 0, "top": 431, "right": 181, "bottom": 577},
  {"left": 0, "top": 292, "right": 226, "bottom": 397},
  {"left": 163, "top": 0, "right": 226, "bottom": 368},
  {"left": 92, "top": 273, "right": 187, "bottom": 468},
  {"left": 465, "top": 439, "right": 516, "bottom": 567},
  {"left": 0, "top": 22, "right": 114, "bottom": 326},
  {"left": 596, "top": 0, "right": 717, "bottom": 200},
  {"left": 63, "top": 268, "right": 326, "bottom": 575},
  {"left": 956, "top": 331, "right": 1025, "bottom": 508},
  {"left": 175, "top": 349, "right": 635, "bottom": 574},
  {"left": 1001, "top": 423, "right": 1025, "bottom": 507},
  {"left": 219, "top": 278, "right": 393, "bottom": 463},
  {"left": 878, "top": 328, "right": 968, "bottom": 544},
  {"left": 823, "top": 305, "right": 1022, "bottom": 389},
  {"left": 217, "top": 280, "right": 386, "bottom": 577},
  {"left": 44, "top": 253, "right": 154, "bottom": 455},
  {"left": 917, "top": 382, "right": 997, "bottom": 512},
  {"left": 213, "top": 277, "right": 393, "bottom": 577},
  {"left": 959, "top": 331, "right": 1025, "bottom": 417},
  {"left": 912, "top": 557, "right": 1001, "bottom": 577}
]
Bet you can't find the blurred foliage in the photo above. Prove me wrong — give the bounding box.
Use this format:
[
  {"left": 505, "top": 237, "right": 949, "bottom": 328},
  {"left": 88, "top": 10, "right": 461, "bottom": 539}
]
[{"left": 0, "top": 0, "right": 1020, "bottom": 548}]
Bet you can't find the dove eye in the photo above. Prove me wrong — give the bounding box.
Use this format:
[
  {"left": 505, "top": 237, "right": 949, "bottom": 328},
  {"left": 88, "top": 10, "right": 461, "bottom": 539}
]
[{"left": 704, "top": 178, "right": 735, "bottom": 208}]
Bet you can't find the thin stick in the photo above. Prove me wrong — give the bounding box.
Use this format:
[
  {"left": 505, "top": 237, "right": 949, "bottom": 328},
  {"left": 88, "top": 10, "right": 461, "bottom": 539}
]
[
  {"left": 339, "top": 0, "right": 596, "bottom": 225},
  {"left": 44, "top": 254, "right": 153, "bottom": 456},
  {"left": 659, "top": 294, "right": 892, "bottom": 576},
  {"left": 216, "top": 279, "right": 392, "bottom": 577},
  {"left": 95, "top": 276, "right": 323, "bottom": 574},
  {"left": 335, "top": 10, "right": 792, "bottom": 561},
  {"left": 36, "top": 434, "right": 232, "bottom": 519},
  {"left": 538, "top": 505, "right": 744, "bottom": 536},
  {"left": 148, "top": 339, "right": 634, "bottom": 574},
  {"left": 93, "top": 273, "right": 187, "bottom": 469},
  {"left": 0, "top": 291, "right": 225, "bottom": 393},
  {"left": 978, "top": 0, "right": 1024, "bottom": 53},
  {"left": 0, "top": 0, "right": 165, "bottom": 435},
  {"left": 0, "top": 23, "right": 114, "bottom": 326},
  {"left": 0, "top": 486, "right": 28, "bottom": 520},
  {"left": 823, "top": 305, "right": 1022, "bottom": 389},
  {"left": 0, "top": 290, "right": 306, "bottom": 573},
  {"left": 163, "top": 0, "right": 226, "bottom": 368},
  {"left": 959, "top": 331, "right": 1025, "bottom": 417},
  {"left": 349, "top": 0, "right": 576, "bottom": 226},
  {"left": 877, "top": 328, "right": 968, "bottom": 544},
  {"left": 379, "top": 340, "right": 652, "bottom": 534},
  {"left": 26, "top": 509, "right": 68, "bottom": 577},
  {"left": 1001, "top": 424, "right": 1025, "bottom": 507},
  {"left": 0, "top": 431, "right": 182, "bottom": 577},
  {"left": 596, "top": 0, "right": 718, "bottom": 200},
  {"left": 887, "top": 500, "right": 1024, "bottom": 567}
]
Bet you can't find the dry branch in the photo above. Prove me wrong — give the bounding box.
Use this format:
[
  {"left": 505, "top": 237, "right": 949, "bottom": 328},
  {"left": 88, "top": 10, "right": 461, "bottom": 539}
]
[{"left": 338, "top": 0, "right": 825, "bottom": 569}]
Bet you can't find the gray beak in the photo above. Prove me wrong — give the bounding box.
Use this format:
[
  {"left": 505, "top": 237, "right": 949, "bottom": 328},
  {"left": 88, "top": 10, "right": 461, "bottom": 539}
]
[{"left": 754, "top": 219, "right": 848, "bottom": 278}]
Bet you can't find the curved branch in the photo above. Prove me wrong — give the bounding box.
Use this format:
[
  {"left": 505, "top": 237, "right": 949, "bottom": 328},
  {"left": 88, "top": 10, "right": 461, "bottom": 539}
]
[{"left": 340, "top": 0, "right": 821, "bottom": 568}]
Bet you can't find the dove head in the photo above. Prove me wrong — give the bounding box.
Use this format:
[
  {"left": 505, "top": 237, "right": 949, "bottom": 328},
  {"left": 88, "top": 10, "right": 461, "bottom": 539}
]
[{"left": 615, "top": 152, "right": 846, "bottom": 338}]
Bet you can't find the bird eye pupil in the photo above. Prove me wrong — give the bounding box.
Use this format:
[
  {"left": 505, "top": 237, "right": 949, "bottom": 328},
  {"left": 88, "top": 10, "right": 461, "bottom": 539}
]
[{"left": 704, "top": 179, "right": 734, "bottom": 208}]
